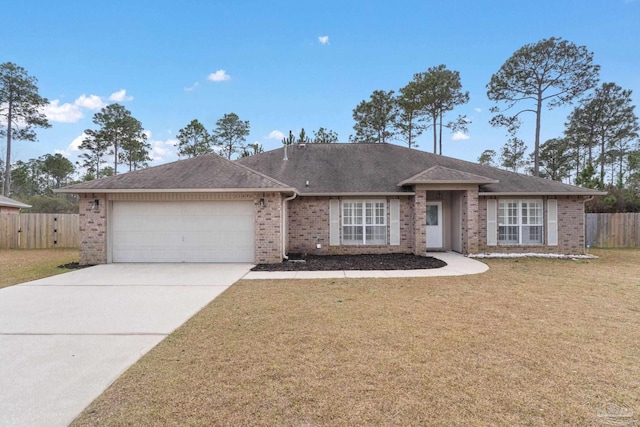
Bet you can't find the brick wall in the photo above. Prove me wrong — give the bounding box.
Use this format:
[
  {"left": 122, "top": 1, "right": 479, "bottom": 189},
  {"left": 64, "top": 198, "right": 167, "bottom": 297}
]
[
  {"left": 557, "top": 197, "right": 586, "bottom": 253},
  {"left": 287, "top": 197, "right": 330, "bottom": 254},
  {"left": 255, "top": 192, "right": 283, "bottom": 264},
  {"left": 288, "top": 196, "right": 414, "bottom": 255},
  {"left": 477, "top": 196, "right": 586, "bottom": 255},
  {"left": 79, "top": 194, "right": 107, "bottom": 265}
]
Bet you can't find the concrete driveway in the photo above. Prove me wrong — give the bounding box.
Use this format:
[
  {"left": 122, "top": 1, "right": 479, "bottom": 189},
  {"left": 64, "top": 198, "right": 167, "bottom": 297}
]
[{"left": 0, "top": 263, "right": 251, "bottom": 427}]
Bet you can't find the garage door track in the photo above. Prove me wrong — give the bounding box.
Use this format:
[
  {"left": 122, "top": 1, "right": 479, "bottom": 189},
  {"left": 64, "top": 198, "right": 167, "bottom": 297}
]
[{"left": 0, "top": 263, "right": 251, "bottom": 427}]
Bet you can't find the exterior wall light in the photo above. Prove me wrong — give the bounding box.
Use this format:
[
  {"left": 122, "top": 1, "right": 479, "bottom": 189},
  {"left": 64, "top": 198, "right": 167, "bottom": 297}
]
[{"left": 259, "top": 198, "right": 265, "bottom": 208}]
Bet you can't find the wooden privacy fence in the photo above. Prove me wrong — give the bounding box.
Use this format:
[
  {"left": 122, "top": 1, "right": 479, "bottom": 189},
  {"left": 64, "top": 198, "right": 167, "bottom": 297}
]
[
  {"left": 0, "top": 214, "right": 79, "bottom": 249},
  {"left": 585, "top": 213, "right": 640, "bottom": 248}
]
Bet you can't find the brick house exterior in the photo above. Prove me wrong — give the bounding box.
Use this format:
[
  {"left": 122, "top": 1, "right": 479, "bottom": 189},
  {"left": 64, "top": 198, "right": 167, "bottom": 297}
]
[{"left": 60, "top": 144, "right": 604, "bottom": 264}]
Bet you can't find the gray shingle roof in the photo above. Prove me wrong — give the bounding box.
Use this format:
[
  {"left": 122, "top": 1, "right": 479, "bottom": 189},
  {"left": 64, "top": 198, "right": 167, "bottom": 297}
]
[
  {"left": 58, "top": 143, "right": 604, "bottom": 196},
  {"left": 237, "top": 143, "right": 602, "bottom": 195},
  {"left": 399, "top": 166, "right": 498, "bottom": 186},
  {"left": 59, "top": 154, "right": 293, "bottom": 192},
  {"left": 0, "top": 195, "right": 31, "bottom": 208}
]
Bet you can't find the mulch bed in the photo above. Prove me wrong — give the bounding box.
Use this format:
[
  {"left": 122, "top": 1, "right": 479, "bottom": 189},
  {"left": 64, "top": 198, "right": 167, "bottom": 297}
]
[
  {"left": 58, "top": 262, "right": 93, "bottom": 270},
  {"left": 251, "top": 253, "right": 447, "bottom": 271}
]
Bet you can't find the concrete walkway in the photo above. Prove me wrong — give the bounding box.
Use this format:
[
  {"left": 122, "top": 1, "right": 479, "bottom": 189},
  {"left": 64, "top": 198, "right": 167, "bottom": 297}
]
[
  {"left": 0, "top": 263, "right": 252, "bottom": 427},
  {"left": 244, "top": 251, "right": 488, "bottom": 279}
]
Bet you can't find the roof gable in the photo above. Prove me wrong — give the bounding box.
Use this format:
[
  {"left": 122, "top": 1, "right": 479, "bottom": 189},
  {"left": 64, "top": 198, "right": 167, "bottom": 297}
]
[
  {"left": 398, "top": 166, "right": 498, "bottom": 186},
  {"left": 59, "top": 154, "right": 294, "bottom": 193}
]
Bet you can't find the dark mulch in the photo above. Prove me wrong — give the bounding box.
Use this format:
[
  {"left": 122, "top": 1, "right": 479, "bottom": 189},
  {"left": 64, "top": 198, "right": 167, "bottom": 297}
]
[
  {"left": 251, "top": 253, "right": 447, "bottom": 271},
  {"left": 58, "top": 262, "right": 93, "bottom": 270}
]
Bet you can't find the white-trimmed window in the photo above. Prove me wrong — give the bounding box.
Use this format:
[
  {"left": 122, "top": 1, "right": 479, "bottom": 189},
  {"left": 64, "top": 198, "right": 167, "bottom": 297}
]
[
  {"left": 498, "top": 199, "right": 543, "bottom": 245},
  {"left": 342, "top": 200, "right": 386, "bottom": 245}
]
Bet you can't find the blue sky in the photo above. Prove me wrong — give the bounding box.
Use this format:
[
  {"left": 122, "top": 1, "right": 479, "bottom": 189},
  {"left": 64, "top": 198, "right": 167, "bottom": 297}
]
[{"left": 2, "top": 0, "right": 639, "bottom": 172}]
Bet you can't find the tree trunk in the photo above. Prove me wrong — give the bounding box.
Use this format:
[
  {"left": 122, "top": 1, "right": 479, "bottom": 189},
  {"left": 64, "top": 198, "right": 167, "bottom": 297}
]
[
  {"left": 599, "top": 134, "right": 605, "bottom": 182},
  {"left": 587, "top": 129, "right": 594, "bottom": 165},
  {"left": 3, "top": 100, "right": 13, "bottom": 196},
  {"left": 432, "top": 116, "right": 437, "bottom": 154},
  {"left": 114, "top": 133, "right": 119, "bottom": 175},
  {"left": 407, "top": 113, "right": 413, "bottom": 149},
  {"left": 534, "top": 93, "right": 542, "bottom": 176},
  {"left": 438, "top": 110, "right": 443, "bottom": 155}
]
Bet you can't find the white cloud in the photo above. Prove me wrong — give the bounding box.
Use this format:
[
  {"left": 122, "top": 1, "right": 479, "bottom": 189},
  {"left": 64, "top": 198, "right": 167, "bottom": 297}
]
[
  {"left": 184, "top": 82, "right": 199, "bottom": 91},
  {"left": 149, "top": 135, "right": 178, "bottom": 163},
  {"left": 207, "top": 70, "right": 231, "bottom": 82},
  {"left": 109, "top": 89, "right": 133, "bottom": 102},
  {"left": 474, "top": 108, "right": 482, "bottom": 113},
  {"left": 69, "top": 133, "right": 86, "bottom": 151},
  {"left": 318, "top": 35, "right": 329, "bottom": 45},
  {"left": 55, "top": 132, "right": 87, "bottom": 158},
  {"left": 75, "top": 94, "right": 105, "bottom": 110},
  {"left": 452, "top": 131, "right": 470, "bottom": 141},
  {"left": 267, "top": 130, "right": 285, "bottom": 140},
  {"left": 43, "top": 100, "right": 84, "bottom": 123}
]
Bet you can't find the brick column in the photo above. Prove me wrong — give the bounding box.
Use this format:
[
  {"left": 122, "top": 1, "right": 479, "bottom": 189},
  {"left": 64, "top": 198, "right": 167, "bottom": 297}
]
[
  {"left": 463, "top": 188, "right": 479, "bottom": 254},
  {"left": 255, "top": 192, "right": 283, "bottom": 264},
  {"left": 79, "top": 194, "right": 107, "bottom": 265},
  {"left": 413, "top": 190, "right": 427, "bottom": 256}
]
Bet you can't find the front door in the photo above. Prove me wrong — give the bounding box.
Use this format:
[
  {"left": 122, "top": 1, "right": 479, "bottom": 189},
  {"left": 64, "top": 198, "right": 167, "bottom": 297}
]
[{"left": 426, "top": 201, "right": 443, "bottom": 249}]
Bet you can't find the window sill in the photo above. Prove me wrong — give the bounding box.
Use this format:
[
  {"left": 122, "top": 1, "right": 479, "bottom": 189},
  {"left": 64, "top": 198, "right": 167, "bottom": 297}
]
[
  {"left": 341, "top": 243, "right": 389, "bottom": 247},
  {"left": 497, "top": 243, "right": 545, "bottom": 246}
]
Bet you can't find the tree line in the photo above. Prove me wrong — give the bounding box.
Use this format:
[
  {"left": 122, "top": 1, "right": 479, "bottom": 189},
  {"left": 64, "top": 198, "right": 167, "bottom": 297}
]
[
  {"left": 2, "top": 36, "right": 639, "bottom": 212},
  {"left": 476, "top": 37, "right": 639, "bottom": 211},
  {"left": 349, "top": 64, "right": 469, "bottom": 154},
  {"left": 79, "top": 103, "right": 150, "bottom": 180}
]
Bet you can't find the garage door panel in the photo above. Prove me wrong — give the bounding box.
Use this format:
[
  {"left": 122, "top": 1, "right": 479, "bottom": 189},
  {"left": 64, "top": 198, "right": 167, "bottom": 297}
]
[
  {"left": 113, "top": 231, "right": 181, "bottom": 246},
  {"left": 112, "top": 201, "right": 255, "bottom": 263}
]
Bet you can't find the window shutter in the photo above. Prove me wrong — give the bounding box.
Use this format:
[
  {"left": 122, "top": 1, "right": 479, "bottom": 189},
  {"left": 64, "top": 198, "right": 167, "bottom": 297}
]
[
  {"left": 547, "top": 199, "right": 558, "bottom": 246},
  {"left": 486, "top": 199, "right": 497, "bottom": 246},
  {"left": 329, "top": 199, "right": 340, "bottom": 246},
  {"left": 390, "top": 199, "right": 400, "bottom": 246}
]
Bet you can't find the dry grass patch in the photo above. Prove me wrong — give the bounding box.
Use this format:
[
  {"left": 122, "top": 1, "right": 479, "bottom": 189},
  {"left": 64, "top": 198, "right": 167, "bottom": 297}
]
[
  {"left": 0, "top": 248, "right": 79, "bottom": 289},
  {"left": 73, "top": 249, "right": 640, "bottom": 426}
]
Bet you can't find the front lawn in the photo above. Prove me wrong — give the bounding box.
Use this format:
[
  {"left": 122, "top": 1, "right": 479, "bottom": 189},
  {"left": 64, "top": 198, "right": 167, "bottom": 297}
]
[
  {"left": 0, "top": 249, "right": 80, "bottom": 289},
  {"left": 72, "top": 249, "right": 640, "bottom": 426}
]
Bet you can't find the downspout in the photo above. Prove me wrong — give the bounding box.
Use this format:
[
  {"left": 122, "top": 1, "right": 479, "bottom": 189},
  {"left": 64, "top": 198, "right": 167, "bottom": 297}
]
[
  {"left": 282, "top": 192, "right": 297, "bottom": 260},
  {"left": 583, "top": 195, "right": 595, "bottom": 252}
]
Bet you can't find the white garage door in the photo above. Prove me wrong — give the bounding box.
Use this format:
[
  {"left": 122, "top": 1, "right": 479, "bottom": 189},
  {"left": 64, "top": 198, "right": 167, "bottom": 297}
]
[{"left": 111, "top": 201, "right": 255, "bottom": 263}]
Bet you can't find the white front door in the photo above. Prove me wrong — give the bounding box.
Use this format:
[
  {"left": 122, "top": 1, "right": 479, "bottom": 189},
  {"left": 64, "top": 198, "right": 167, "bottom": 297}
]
[{"left": 426, "top": 201, "right": 443, "bottom": 249}]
